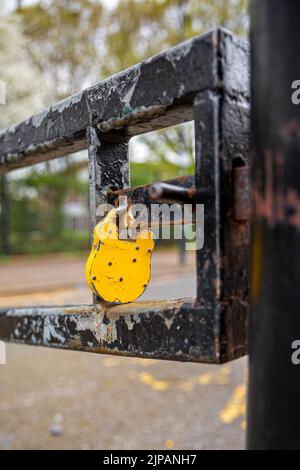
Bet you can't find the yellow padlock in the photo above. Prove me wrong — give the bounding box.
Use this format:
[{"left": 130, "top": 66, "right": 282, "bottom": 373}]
[{"left": 86, "top": 207, "right": 154, "bottom": 303}]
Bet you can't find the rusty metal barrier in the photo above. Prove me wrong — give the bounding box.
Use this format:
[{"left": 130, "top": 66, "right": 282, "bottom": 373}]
[{"left": 0, "top": 28, "right": 250, "bottom": 363}]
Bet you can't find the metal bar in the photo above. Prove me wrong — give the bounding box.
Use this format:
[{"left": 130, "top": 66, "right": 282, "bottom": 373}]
[
  {"left": 0, "top": 300, "right": 220, "bottom": 363},
  {"left": 219, "top": 62, "right": 250, "bottom": 360},
  {"left": 109, "top": 175, "right": 194, "bottom": 205},
  {"left": 247, "top": 0, "right": 300, "bottom": 449},
  {"left": 0, "top": 175, "right": 11, "bottom": 255},
  {"left": 0, "top": 29, "right": 248, "bottom": 175}
]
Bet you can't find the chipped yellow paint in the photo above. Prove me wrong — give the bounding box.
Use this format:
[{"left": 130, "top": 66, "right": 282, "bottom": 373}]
[
  {"left": 139, "top": 372, "right": 169, "bottom": 391},
  {"left": 219, "top": 383, "right": 246, "bottom": 429},
  {"left": 86, "top": 208, "right": 154, "bottom": 303}
]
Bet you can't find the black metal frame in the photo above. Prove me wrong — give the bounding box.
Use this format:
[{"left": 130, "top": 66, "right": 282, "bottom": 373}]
[{"left": 0, "top": 28, "right": 250, "bottom": 363}]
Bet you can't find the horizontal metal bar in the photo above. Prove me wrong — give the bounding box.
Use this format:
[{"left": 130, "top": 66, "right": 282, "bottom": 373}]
[
  {"left": 0, "top": 28, "right": 249, "bottom": 174},
  {"left": 0, "top": 299, "right": 222, "bottom": 363}
]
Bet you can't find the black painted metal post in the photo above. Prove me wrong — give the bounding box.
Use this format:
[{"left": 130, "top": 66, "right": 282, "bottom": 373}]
[
  {"left": 248, "top": 0, "right": 300, "bottom": 449},
  {"left": 86, "top": 127, "right": 129, "bottom": 303},
  {"left": 0, "top": 175, "right": 11, "bottom": 255}
]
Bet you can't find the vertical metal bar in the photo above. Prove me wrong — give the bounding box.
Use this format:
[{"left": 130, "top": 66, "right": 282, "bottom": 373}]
[
  {"left": 87, "top": 128, "right": 129, "bottom": 230},
  {"left": 86, "top": 127, "right": 130, "bottom": 303},
  {"left": 248, "top": 0, "right": 300, "bottom": 449},
  {"left": 193, "top": 90, "right": 221, "bottom": 360}
]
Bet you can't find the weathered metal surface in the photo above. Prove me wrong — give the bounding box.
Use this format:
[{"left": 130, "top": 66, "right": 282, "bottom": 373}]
[
  {"left": 0, "top": 28, "right": 250, "bottom": 364},
  {"left": 194, "top": 90, "right": 221, "bottom": 327},
  {"left": 0, "top": 29, "right": 248, "bottom": 174},
  {"left": 0, "top": 300, "right": 219, "bottom": 362},
  {"left": 233, "top": 166, "right": 251, "bottom": 221},
  {"left": 86, "top": 207, "right": 154, "bottom": 303},
  {"left": 193, "top": 41, "right": 250, "bottom": 361},
  {"left": 219, "top": 91, "right": 250, "bottom": 361},
  {"left": 248, "top": 0, "right": 300, "bottom": 449},
  {"left": 106, "top": 176, "right": 198, "bottom": 232}
]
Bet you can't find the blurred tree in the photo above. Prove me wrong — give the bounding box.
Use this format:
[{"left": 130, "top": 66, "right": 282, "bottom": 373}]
[{"left": 22, "top": 163, "right": 87, "bottom": 238}]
